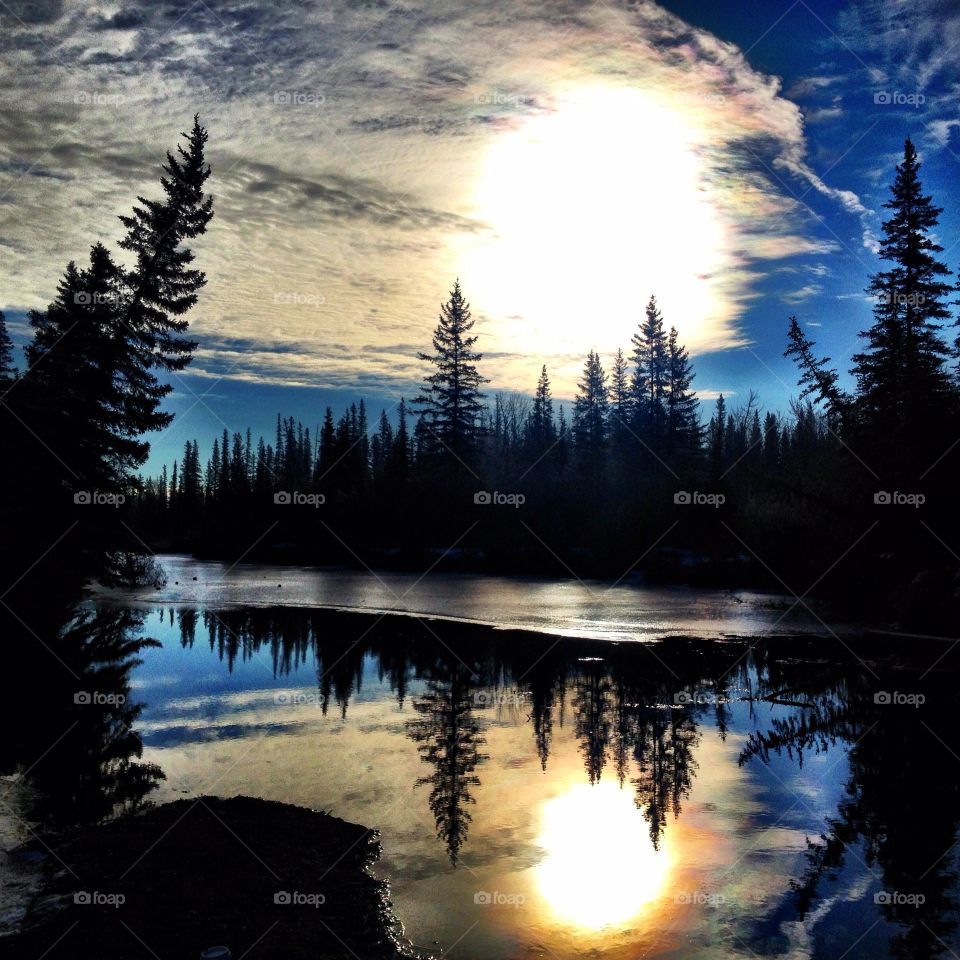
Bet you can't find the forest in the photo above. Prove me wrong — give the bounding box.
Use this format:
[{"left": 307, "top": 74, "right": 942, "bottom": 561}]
[{"left": 2, "top": 125, "right": 959, "bottom": 633}]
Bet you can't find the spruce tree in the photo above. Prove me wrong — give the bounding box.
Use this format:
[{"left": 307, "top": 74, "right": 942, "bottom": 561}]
[
  {"left": 609, "top": 348, "right": 631, "bottom": 451},
  {"left": 709, "top": 394, "right": 726, "bottom": 476},
  {"left": 573, "top": 350, "right": 609, "bottom": 457},
  {"left": 388, "top": 398, "right": 410, "bottom": 484},
  {"left": 785, "top": 317, "right": 847, "bottom": 431},
  {"left": 0, "top": 309, "right": 15, "bottom": 381},
  {"left": 526, "top": 364, "right": 556, "bottom": 454},
  {"left": 414, "top": 280, "right": 488, "bottom": 460},
  {"left": 631, "top": 295, "right": 668, "bottom": 442},
  {"left": 665, "top": 326, "right": 699, "bottom": 452},
  {"left": 851, "top": 138, "right": 954, "bottom": 453}
]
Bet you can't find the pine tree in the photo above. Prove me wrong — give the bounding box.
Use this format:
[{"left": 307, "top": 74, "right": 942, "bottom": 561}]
[
  {"left": 631, "top": 295, "right": 668, "bottom": 442},
  {"left": 117, "top": 115, "right": 213, "bottom": 383},
  {"left": 556, "top": 404, "right": 570, "bottom": 471},
  {"left": 316, "top": 407, "right": 335, "bottom": 482},
  {"left": 708, "top": 394, "right": 726, "bottom": 475},
  {"left": 414, "top": 280, "right": 488, "bottom": 460},
  {"left": 785, "top": 317, "right": 847, "bottom": 430},
  {"left": 0, "top": 309, "right": 16, "bottom": 381},
  {"left": 573, "top": 350, "right": 608, "bottom": 457},
  {"left": 608, "top": 348, "right": 631, "bottom": 451},
  {"left": 526, "top": 365, "right": 556, "bottom": 454},
  {"left": 852, "top": 138, "right": 955, "bottom": 450},
  {"left": 762, "top": 412, "right": 780, "bottom": 472},
  {"left": 665, "top": 326, "right": 699, "bottom": 452},
  {"left": 373, "top": 409, "right": 394, "bottom": 478},
  {"left": 12, "top": 114, "right": 213, "bottom": 602},
  {"left": 388, "top": 398, "right": 410, "bottom": 484},
  {"left": 209, "top": 437, "right": 221, "bottom": 502}
]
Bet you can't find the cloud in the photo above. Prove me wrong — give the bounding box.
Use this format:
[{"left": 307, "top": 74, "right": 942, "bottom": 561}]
[
  {"left": 781, "top": 284, "right": 824, "bottom": 305},
  {"left": 0, "top": 0, "right": 876, "bottom": 394}
]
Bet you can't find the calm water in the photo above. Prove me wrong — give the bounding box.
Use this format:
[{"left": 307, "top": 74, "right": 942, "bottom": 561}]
[
  {"left": 13, "top": 558, "right": 960, "bottom": 959},
  {"left": 96, "top": 554, "right": 849, "bottom": 641}
]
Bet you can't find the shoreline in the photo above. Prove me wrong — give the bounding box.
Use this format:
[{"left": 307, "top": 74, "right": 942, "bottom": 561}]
[{"left": 4, "top": 796, "right": 417, "bottom": 960}]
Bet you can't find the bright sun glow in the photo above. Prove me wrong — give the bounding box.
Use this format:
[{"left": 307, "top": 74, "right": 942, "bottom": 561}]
[
  {"left": 534, "top": 779, "right": 672, "bottom": 930},
  {"left": 461, "top": 85, "right": 730, "bottom": 387}
]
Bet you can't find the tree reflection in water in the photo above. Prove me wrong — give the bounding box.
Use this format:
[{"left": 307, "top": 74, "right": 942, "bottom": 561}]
[
  {"left": 11, "top": 604, "right": 960, "bottom": 958},
  {"left": 1, "top": 608, "right": 164, "bottom": 827}
]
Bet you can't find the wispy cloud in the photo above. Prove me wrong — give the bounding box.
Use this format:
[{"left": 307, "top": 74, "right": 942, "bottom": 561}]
[{"left": 0, "top": 0, "right": 875, "bottom": 394}]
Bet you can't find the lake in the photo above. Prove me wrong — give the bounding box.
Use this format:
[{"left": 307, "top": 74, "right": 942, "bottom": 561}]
[{"left": 12, "top": 556, "right": 960, "bottom": 959}]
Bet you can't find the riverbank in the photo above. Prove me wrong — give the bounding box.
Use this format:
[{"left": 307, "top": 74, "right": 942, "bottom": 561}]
[{"left": 4, "top": 796, "right": 414, "bottom": 960}]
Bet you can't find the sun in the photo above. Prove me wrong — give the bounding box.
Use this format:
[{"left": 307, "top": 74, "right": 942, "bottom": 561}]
[
  {"left": 459, "top": 85, "right": 730, "bottom": 387},
  {"left": 534, "top": 779, "right": 673, "bottom": 930}
]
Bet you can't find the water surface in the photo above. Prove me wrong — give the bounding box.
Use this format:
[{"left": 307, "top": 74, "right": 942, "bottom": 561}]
[
  {"left": 88, "top": 558, "right": 957, "bottom": 960},
  {"left": 15, "top": 558, "right": 957, "bottom": 959}
]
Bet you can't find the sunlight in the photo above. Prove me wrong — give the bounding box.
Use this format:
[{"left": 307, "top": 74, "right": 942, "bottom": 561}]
[
  {"left": 534, "top": 779, "right": 672, "bottom": 930},
  {"left": 461, "top": 85, "right": 730, "bottom": 382}
]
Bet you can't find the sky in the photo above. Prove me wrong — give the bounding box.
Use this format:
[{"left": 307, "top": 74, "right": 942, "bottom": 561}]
[{"left": 1, "top": 0, "right": 960, "bottom": 472}]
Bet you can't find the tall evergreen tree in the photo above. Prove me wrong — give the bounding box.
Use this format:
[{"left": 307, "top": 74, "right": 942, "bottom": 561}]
[
  {"left": 708, "top": 394, "right": 726, "bottom": 476},
  {"left": 631, "top": 295, "right": 668, "bottom": 442},
  {"left": 414, "top": 280, "right": 488, "bottom": 460},
  {"left": 608, "top": 348, "right": 631, "bottom": 451},
  {"left": 665, "top": 326, "right": 699, "bottom": 452},
  {"left": 0, "top": 309, "right": 15, "bottom": 382},
  {"left": 526, "top": 364, "right": 556, "bottom": 454},
  {"left": 851, "top": 138, "right": 954, "bottom": 452},
  {"left": 573, "top": 350, "right": 609, "bottom": 457},
  {"left": 785, "top": 317, "right": 847, "bottom": 431},
  {"left": 19, "top": 117, "right": 213, "bottom": 512}
]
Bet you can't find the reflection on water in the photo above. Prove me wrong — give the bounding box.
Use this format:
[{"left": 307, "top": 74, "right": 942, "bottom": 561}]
[
  {"left": 536, "top": 780, "right": 672, "bottom": 929},
  {"left": 0, "top": 608, "right": 163, "bottom": 827},
  {"left": 7, "top": 597, "right": 960, "bottom": 959}
]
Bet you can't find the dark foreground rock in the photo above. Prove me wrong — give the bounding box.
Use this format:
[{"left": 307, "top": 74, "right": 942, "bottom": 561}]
[{"left": 4, "top": 796, "right": 413, "bottom": 960}]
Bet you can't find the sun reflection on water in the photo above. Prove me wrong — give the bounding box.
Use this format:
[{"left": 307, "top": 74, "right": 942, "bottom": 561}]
[{"left": 535, "top": 780, "right": 673, "bottom": 930}]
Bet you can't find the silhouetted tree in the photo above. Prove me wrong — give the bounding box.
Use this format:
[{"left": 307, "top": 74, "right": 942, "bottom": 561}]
[{"left": 414, "top": 280, "right": 488, "bottom": 462}]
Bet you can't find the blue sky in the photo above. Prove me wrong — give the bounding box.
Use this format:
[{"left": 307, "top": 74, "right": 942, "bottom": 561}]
[{"left": 1, "top": 0, "right": 959, "bottom": 473}]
